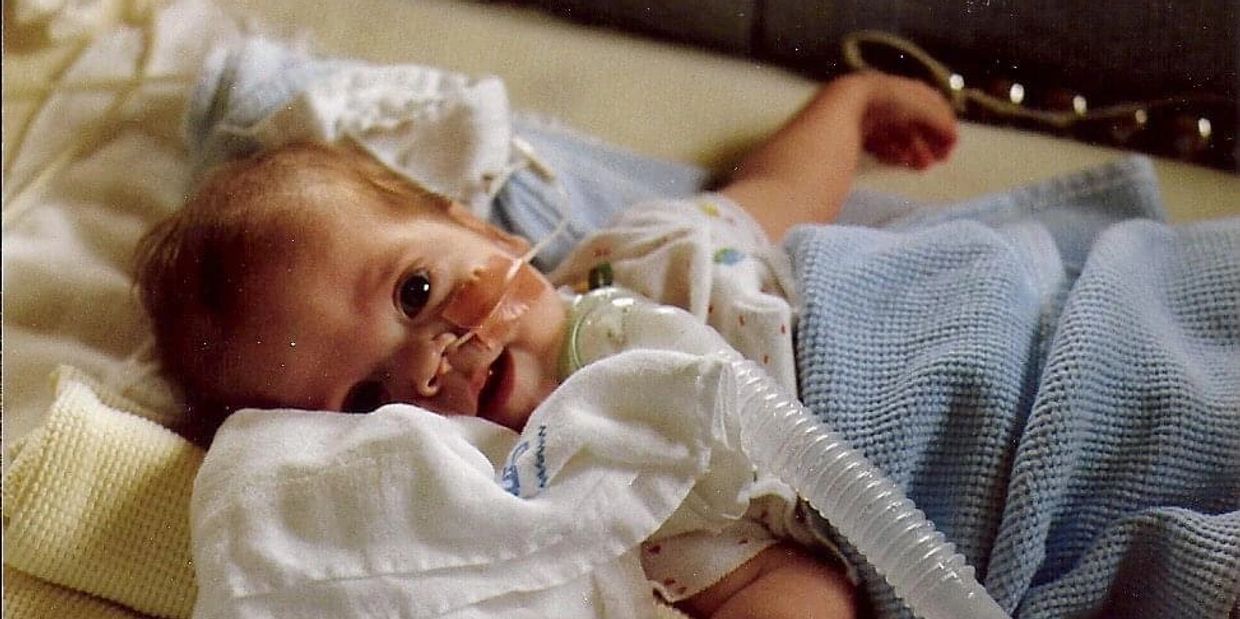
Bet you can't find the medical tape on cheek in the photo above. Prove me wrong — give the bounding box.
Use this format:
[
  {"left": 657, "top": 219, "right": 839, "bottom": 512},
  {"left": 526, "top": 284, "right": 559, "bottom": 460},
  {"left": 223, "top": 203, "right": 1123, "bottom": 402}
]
[
  {"left": 441, "top": 254, "right": 546, "bottom": 346},
  {"left": 440, "top": 140, "right": 571, "bottom": 350}
]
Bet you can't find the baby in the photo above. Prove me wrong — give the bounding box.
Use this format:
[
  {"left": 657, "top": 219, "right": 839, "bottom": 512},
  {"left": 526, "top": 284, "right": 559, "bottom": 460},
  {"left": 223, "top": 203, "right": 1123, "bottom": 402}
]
[{"left": 138, "top": 71, "right": 956, "bottom": 618}]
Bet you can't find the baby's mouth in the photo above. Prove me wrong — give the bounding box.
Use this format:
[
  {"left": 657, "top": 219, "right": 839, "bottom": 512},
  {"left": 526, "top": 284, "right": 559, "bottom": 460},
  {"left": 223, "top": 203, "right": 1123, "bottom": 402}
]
[{"left": 477, "top": 348, "right": 513, "bottom": 418}]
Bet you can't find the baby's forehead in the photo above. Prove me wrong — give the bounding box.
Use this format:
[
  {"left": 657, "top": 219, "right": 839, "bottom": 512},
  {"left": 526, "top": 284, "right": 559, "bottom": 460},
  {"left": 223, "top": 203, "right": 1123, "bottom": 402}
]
[
  {"left": 262, "top": 165, "right": 378, "bottom": 210},
  {"left": 269, "top": 169, "right": 446, "bottom": 225},
  {"left": 214, "top": 143, "right": 454, "bottom": 225}
]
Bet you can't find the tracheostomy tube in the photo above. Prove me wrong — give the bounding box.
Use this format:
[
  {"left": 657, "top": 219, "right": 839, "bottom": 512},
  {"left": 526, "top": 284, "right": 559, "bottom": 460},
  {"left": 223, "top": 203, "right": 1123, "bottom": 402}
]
[{"left": 561, "top": 285, "right": 1010, "bottom": 619}]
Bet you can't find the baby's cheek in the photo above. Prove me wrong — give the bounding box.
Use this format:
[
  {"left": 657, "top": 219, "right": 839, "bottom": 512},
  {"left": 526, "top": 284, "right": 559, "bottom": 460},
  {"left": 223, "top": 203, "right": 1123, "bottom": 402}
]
[
  {"left": 514, "top": 348, "right": 561, "bottom": 424},
  {"left": 536, "top": 295, "right": 571, "bottom": 364}
]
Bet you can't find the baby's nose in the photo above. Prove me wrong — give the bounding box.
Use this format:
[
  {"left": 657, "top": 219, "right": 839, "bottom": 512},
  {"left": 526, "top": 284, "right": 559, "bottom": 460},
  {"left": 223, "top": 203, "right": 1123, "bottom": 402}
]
[{"left": 408, "top": 332, "right": 457, "bottom": 399}]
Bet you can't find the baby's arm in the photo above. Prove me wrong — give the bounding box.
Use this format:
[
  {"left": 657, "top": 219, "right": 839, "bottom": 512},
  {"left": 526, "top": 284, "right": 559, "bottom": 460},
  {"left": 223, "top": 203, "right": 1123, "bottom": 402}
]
[
  {"left": 678, "top": 543, "right": 856, "bottom": 619},
  {"left": 721, "top": 72, "right": 957, "bottom": 241}
]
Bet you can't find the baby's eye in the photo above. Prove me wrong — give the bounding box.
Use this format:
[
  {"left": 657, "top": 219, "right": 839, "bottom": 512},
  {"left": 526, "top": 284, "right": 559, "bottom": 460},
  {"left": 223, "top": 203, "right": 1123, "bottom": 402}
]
[
  {"left": 398, "top": 270, "right": 433, "bottom": 319},
  {"left": 342, "top": 380, "right": 389, "bottom": 413}
]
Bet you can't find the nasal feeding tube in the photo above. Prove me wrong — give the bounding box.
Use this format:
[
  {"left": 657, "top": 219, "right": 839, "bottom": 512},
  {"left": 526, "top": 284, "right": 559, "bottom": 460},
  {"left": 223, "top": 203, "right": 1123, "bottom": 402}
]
[
  {"left": 441, "top": 138, "right": 572, "bottom": 353},
  {"left": 441, "top": 253, "right": 547, "bottom": 348}
]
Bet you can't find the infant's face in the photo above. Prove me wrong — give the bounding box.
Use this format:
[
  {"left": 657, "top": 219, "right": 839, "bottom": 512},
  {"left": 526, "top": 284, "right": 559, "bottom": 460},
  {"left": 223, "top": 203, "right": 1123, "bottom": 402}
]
[{"left": 227, "top": 197, "right": 566, "bottom": 431}]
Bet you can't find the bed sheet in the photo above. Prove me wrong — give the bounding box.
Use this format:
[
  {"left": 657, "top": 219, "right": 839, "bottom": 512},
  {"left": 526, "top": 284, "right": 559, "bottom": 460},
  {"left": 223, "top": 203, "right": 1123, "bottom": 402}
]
[
  {"left": 4, "top": 0, "right": 1239, "bottom": 540},
  {"left": 5, "top": 0, "right": 1240, "bottom": 447},
  {"left": 2, "top": 2, "right": 1237, "bottom": 617},
  {"left": 210, "top": 0, "right": 1240, "bottom": 222}
]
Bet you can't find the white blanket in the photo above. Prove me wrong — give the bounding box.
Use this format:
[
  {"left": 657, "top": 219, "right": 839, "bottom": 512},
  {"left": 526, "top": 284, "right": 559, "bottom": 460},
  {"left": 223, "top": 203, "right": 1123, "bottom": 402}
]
[
  {"left": 192, "top": 349, "right": 792, "bottom": 618},
  {"left": 3, "top": 0, "right": 243, "bottom": 445}
]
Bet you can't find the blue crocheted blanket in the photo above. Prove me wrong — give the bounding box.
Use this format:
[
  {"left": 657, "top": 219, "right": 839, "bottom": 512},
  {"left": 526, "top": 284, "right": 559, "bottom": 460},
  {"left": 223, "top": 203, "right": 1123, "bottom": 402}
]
[{"left": 786, "top": 156, "right": 1240, "bottom": 619}]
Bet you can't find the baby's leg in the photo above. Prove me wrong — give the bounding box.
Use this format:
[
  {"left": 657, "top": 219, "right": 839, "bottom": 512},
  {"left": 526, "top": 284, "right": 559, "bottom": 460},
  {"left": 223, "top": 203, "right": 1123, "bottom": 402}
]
[{"left": 679, "top": 542, "right": 857, "bottom": 619}]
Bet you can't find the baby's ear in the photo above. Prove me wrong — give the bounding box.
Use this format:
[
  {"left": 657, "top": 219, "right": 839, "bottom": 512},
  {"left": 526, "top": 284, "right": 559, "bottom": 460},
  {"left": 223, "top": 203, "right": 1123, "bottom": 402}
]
[{"left": 444, "top": 202, "right": 531, "bottom": 256}]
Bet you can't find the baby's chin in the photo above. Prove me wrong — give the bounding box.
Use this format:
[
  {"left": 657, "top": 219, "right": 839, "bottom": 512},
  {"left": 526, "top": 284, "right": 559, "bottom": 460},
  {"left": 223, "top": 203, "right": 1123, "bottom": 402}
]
[
  {"left": 500, "top": 379, "right": 558, "bottom": 433},
  {"left": 492, "top": 349, "right": 561, "bottom": 432}
]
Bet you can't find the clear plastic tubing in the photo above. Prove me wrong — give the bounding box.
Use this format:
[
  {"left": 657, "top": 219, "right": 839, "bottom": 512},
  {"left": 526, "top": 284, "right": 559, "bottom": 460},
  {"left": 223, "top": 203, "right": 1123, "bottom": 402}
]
[
  {"left": 564, "top": 287, "right": 1010, "bottom": 619},
  {"left": 730, "top": 357, "right": 1009, "bottom": 619}
]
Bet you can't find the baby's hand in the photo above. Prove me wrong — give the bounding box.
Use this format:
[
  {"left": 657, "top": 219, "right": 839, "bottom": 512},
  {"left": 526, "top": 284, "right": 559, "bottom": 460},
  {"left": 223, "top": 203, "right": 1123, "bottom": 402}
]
[{"left": 859, "top": 73, "right": 958, "bottom": 170}]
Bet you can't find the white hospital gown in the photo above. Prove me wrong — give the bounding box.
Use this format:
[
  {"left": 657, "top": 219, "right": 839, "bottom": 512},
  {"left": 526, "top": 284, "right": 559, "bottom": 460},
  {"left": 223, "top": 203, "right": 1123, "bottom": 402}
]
[{"left": 551, "top": 193, "right": 843, "bottom": 603}]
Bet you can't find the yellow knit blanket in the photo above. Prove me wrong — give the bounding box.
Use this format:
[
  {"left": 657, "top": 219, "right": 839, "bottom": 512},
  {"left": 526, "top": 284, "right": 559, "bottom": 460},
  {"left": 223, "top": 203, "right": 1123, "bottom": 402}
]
[{"left": 3, "top": 367, "right": 201, "bottom": 619}]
